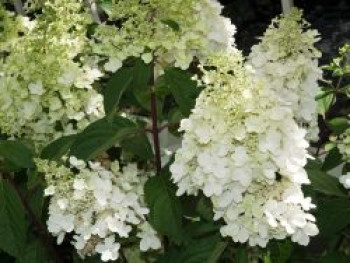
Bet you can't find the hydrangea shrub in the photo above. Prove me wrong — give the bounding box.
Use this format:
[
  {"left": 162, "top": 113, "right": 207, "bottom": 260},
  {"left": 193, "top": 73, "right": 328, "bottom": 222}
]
[{"left": 0, "top": 1, "right": 350, "bottom": 262}]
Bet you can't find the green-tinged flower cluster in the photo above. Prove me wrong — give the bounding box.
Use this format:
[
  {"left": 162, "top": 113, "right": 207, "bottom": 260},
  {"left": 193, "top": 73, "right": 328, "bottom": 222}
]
[
  {"left": 0, "top": 0, "right": 104, "bottom": 148},
  {"left": 334, "top": 128, "right": 350, "bottom": 163},
  {"left": 0, "top": 5, "right": 23, "bottom": 51},
  {"left": 92, "top": 0, "right": 236, "bottom": 72},
  {"left": 248, "top": 8, "right": 322, "bottom": 140},
  {"left": 171, "top": 51, "right": 318, "bottom": 247},
  {"left": 36, "top": 157, "right": 161, "bottom": 261}
]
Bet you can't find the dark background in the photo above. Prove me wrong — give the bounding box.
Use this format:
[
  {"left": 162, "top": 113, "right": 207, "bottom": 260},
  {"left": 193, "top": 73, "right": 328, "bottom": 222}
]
[{"left": 219, "top": 0, "right": 350, "bottom": 62}]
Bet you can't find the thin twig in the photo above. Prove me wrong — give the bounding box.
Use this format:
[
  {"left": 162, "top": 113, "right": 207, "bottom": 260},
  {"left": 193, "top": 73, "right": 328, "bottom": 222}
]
[
  {"left": 2, "top": 174, "right": 63, "bottom": 263},
  {"left": 87, "top": 0, "right": 102, "bottom": 24},
  {"left": 13, "top": 0, "right": 24, "bottom": 15},
  {"left": 150, "top": 61, "right": 162, "bottom": 175}
]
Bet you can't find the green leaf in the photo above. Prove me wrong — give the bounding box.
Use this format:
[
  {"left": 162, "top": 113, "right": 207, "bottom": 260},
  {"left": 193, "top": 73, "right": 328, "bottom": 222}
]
[
  {"left": 267, "top": 240, "right": 292, "bottom": 263},
  {"left": 327, "top": 117, "right": 350, "bottom": 135},
  {"left": 235, "top": 246, "right": 248, "bottom": 263},
  {"left": 41, "top": 135, "right": 77, "bottom": 160},
  {"left": 70, "top": 117, "right": 137, "bottom": 160},
  {"left": 97, "top": 0, "right": 113, "bottom": 17},
  {"left": 317, "top": 92, "right": 334, "bottom": 118},
  {"left": 161, "top": 19, "right": 180, "bottom": 31},
  {"left": 0, "top": 140, "right": 34, "bottom": 169},
  {"left": 156, "top": 234, "right": 225, "bottom": 263},
  {"left": 184, "top": 221, "right": 220, "bottom": 239},
  {"left": 206, "top": 241, "right": 227, "bottom": 263},
  {"left": 164, "top": 68, "right": 199, "bottom": 117},
  {"left": 183, "top": 234, "right": 224, "bottom": 263},
  {"left": 0, "top": 180, "right": 27, "bottom": 258},
  {"left": 322, "top": 147, "right": 343, "bottom": 171},
  {"left": 120, "top": 133, "right": 153, "bottom": 160},
  {"left": 306, "top": 168, "right": 346, "bottom": 197},
  {"left": 27, "top": 183, "right": 44, "bottom": 219},
  {"left": 104, "top": 67, "right": 133, "bottom": 115},
  {"left": 319, "top": 252, "right": 350, "bottom": 263},
  {"left": 144, "top": 170, "right": 184, "bottom": 244},
  {"left": 124, "top": 247, "right": 146, "bottom": 263},
  {"left": 16, "top": 240, "right": 51, "bottom": 263},
  {"left": 315, "top": 90, "right": 334, "bottom": 100},
  {"left": 262, "top": 253, "right": 271, "bottom": 263},
  {"left": 317, "top": 197, "right": 350, "bottom": 237},
  {"left": 196, "top": 196, "right": 214, "bottom": 221},
  {"left": 131, "top": 60, "right": 165, "bottom": 118},
  {"left": 131, "top": 59, "right": 152, "bottom": 110}
]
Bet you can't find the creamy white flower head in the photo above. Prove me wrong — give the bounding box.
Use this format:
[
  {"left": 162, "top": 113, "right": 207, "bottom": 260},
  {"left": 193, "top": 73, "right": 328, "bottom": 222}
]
[
  {"left": 0, "top": 0, "right": 104, "bottom": 149},
  {"left": 247, "top": 8, "right": 322, "bottom": 140},
  {"left": 92, "top": 0, "right": 236, "bottom": 71},
  {"left": 171, "top": 50, "right": 317, "bottom": 247},
  {"left": 36, "top": 158, "right": 161, "bottom": 261}
]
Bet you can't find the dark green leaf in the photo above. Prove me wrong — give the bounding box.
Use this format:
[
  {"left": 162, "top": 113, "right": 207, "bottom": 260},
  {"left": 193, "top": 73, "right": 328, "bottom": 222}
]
[
  {"left": 184, "top": 221, "right": 220, "bottom": 239},
  {"left": 70, "top": 117, "right": 137, "bottom": 160},
  {"left": 104, "top": 67, "right": 133, "bottom": 115},
  {"left": 183, "top": 234, "right": 223, "bottom": 263},
  {"left": 164, "top": 68, "right": 199, "bottom": 117},
  {"left": 196, "top": 196, "right": 214, "bottom": 221},
  {"left": 16, "top": 240, "right": 51, "bottom": 263},
  {"left": 322, "top": 147, "right": 343, "bottom": 171},
  {"left": 131, "top": 59, "right": 152, "bottom": 110},
  {"left": 235, "top": 246, "right": 248, "bottom": 263},
  {"left": 144, "top": 170, "right": 184, "bottom": 244},
  {"left": 267, "top": 240, "right": 292, "bottom": 263},
  {"left": 0, "top": 141, "right": 34, "bottom": 169},
  {"left": 120, "top": 133, "right": 153, "bottom": 160},
  {"left": 0, "top": 180, "right": 27, "bottom": 258},
  {"left": 41, "top": 135, "right": 77, "bottom": 160},
  {"left": 306, "top": 168, "right": 346, "bottom": 197},
  {"left": 319, "top": 252, "right": 350, "bottom": 263},
  {"left": 27, "top": 183, "right": 44, "bottom": 219},
  {"left": 317, "top": 198, "right": 350, "bottom": 236},
  {"left": 327, "top": 117, "right": 350, "bottom": 135},
  {"left": 156, "top": 234, "right": 224, "bottom": 263},
  {"left": 155, "top": 248, "right": 181, "bottom": 263},
  {"left": 206, "top": 241, "right": 227, "bottom": 263}
]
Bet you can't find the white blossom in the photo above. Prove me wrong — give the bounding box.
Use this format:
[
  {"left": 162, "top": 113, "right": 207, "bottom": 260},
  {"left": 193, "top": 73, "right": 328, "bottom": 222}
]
[
  {"left": 36, "top": 158, "right": 161, "bottom": 261},
  {"left": 171, "top": 50, "right": 318, "bottom": 247},
  {"left": 247, "top": 9, "right": 322, "bottom": 140}
]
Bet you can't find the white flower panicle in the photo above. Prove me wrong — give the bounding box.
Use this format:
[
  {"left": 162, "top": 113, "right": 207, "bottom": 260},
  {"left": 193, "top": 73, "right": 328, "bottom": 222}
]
[
  {"left": 0, "top": 0, "right": 104, "bottom": 148},
  {"left": 170, "top": 51, "right": 318, "bottom": 247},
  {"left": 91, "top": 0, "right": 236, "bottom": 72},
  {"left": 36, "top": 157, "right": 161, "bottom": 262},
  {"left": 247, "top": 8, "right": 322, "bottom": 140}
]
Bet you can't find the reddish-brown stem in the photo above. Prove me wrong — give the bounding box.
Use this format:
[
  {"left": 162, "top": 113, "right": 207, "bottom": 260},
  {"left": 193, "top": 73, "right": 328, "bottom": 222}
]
[
  {"left": 150, "top": 91, "right": 162, "bottom": 175},
  {"left": 2, "top": 174, "right": 63, "bottom": 263},
  {"left": 149, "top": 60, "right": 162, "bottom": 175}
]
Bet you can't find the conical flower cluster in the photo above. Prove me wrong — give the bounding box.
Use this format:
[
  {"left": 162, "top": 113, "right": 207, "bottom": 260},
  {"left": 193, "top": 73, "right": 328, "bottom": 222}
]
[
  {"left": 171, "top": 47, "right": 318, "bottom": 246},
  {"left": 247, "top": 9, "right": 322, "bottom": 140}
]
